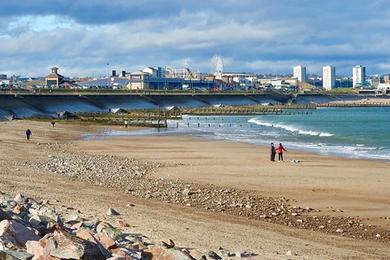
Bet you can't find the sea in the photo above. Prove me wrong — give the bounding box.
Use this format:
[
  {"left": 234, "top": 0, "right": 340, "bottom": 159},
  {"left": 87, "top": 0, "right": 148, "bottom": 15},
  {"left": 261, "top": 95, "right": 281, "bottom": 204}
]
[{"left": 84, "top": 107, "right": 390, "bottom": 161}]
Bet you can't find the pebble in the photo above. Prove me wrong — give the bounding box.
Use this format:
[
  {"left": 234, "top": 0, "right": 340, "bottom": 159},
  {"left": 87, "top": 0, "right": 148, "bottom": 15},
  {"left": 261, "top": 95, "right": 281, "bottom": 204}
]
[{"left": 106, "top": 208, "right": 120, "bottom": 216}]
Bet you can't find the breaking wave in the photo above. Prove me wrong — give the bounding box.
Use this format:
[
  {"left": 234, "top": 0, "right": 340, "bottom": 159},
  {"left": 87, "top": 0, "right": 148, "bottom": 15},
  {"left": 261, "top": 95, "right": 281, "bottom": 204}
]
[{"left": 248, "top": 118, "right": 334, "bottom": 137}]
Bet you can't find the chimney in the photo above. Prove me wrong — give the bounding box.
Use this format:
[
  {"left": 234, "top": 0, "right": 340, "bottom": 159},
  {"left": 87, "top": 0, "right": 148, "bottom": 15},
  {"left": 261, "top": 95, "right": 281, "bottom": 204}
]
[
  {"left": 121, "top": 71, "right": 126, "bottom": 77},
  {"left": 112, "top": 70, "right": 117, "bottom": 77}
]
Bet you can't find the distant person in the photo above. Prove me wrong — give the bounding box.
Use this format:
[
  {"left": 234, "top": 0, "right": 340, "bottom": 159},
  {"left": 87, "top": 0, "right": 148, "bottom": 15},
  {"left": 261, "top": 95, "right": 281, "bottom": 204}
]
[
  {"left": 51, "top": 121, "right": 56, "bottom": 127},
  {"left": 25, "top": 129, "right": 32, "bottom": 141},
  {"left": 124, "top": 120, "right": 128, "bottom": 128},
  {"left": 270, "top": 143, "right": 276, "bottom": 161},
  {"left": 277, "top": 143, "right": 287, "bottom": 161}
]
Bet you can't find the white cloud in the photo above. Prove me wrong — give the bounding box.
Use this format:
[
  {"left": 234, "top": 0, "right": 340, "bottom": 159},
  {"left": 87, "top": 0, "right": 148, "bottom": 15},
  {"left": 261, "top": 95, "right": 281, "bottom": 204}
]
[{"left": 0, "top": 0, "right": 389, "bottom": 76}]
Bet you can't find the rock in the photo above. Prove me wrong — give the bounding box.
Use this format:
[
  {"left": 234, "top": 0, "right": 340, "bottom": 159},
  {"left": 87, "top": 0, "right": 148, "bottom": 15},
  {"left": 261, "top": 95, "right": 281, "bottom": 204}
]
[
  {"left": 182, "top": 189, "right": 193, "bottom": 196},
  {"left": 0, "top": 209, "right": 12, "bottom": 221},
  {"left": 76, "top": 229, "right": 96, "bottom": 242},
  {"left": 28, "top": 215, "right": 44, "bottom": 229},
  {"left": 12, "top": 205, "right": 27, "bottom": 216},
  {"left": 76, "top": 229, "right": 112, "bottom": 258},
  {"left": 159, "top": 239, "right": 175, "bottom": 249},
  {"left": 33, "top": 229, "right": 106, "bottom": 260},
  {"left": 26, "top": 237, "right": 56, "bottom": 258},
  {"left": 376, "top": 234, "right": 381, "bottom": 238},
  {"left": 110, "top": 248, "right": 143, "bottom": 259},
  {"left": 95, "top": 232, "right": 116, "bottom": 250},
  {"left": 207, "top": 250, "right": 222, "bottom": 260},
  {"left": 70, "top": 221, "right": 84, "bottom": 230},
  {"left": 106, "top": 208, "right": 120, "bottom": 216},
  {"left": 336, "top": 229, "right": 344, "bottom": 233},
  {"left": 0, "top": 249, "right": 33, "bottom": 260},
  {"left": 286, "top": 250, "right": 293, "bottom": 256},
  {"left": 66, "top": 213, "right": 82, "bottom": 223},
  {"left": 96, "top": 222, "right": 122, "bottom": 242},
  {"left": 14, "top": 194, "right": 25, "bottom": 204},
  {"left": 146, "top": 246, "right": 193, "bottom": 260},
  {"left": 236, "top": 251, "right": 256, "bottom": 258},
  {"left": 0, "top": 220, "right": 40, "bottom": 248}
]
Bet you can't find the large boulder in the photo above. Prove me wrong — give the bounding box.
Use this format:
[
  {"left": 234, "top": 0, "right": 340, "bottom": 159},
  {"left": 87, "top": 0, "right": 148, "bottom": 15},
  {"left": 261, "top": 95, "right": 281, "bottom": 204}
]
[
  {"left": 0, "top": 249, "right": 33, "bottom": 260},
  {"left": 28, "top": 228, "right": 106, "bottom": 260},
  {"left": 0, "top": 220, "right": 40, "bottom": 249}
]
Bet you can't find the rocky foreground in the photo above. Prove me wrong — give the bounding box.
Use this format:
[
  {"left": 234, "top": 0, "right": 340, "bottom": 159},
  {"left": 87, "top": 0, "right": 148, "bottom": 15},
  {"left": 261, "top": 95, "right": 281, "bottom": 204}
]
[
  {"left": 0, "top": 192, "right": 257, "bottom": 259},
  {"left": 16, "top": 142, "right": 389, "bottom": 245}
]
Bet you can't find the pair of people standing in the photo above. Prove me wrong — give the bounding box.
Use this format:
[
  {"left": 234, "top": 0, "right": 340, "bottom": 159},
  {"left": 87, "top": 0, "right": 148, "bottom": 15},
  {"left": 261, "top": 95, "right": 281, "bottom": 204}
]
[{"left": 270, "top": 143, "right": 287, "bottom": 162}]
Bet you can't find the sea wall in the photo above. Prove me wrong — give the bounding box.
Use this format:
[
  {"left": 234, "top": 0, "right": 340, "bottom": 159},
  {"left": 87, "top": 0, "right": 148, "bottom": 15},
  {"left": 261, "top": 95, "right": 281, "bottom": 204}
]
[
  {"left": 0, "top": 93, "right": 381, "bottom": 120},
  {"left": 0, "top": 93, "right": 290, "bottom": 119}
]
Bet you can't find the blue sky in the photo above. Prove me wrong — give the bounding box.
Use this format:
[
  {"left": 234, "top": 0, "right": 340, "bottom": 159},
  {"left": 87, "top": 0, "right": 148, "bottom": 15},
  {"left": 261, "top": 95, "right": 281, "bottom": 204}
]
[{"left": 0, "top": 0, "right": 389, "bottom": 77}]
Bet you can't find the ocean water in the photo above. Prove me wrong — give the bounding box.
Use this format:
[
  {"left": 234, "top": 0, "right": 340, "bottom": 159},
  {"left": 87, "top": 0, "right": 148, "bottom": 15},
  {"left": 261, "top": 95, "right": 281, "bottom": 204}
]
[{"left": 84, "top": 107, "right": 390, "bottom": 161}]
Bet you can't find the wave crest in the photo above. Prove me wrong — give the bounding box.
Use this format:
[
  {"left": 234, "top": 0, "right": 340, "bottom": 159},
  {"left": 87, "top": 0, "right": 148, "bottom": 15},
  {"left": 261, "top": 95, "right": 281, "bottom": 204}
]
[{"left": 248, "top": 118, "right": 334, "bottom": 137}]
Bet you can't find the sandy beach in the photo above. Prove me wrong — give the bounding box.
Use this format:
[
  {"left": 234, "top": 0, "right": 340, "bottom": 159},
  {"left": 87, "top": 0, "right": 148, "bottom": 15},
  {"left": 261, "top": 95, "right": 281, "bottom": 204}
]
[{"left": 1, "top": 120, "right": 390, "bottom": 259}]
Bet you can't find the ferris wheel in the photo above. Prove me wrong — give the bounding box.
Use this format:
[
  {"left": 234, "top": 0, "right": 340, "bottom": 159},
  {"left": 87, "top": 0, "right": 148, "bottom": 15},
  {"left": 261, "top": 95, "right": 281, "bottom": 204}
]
[{"left": 211, "top": 55, "right": 224, "bottom": 78}]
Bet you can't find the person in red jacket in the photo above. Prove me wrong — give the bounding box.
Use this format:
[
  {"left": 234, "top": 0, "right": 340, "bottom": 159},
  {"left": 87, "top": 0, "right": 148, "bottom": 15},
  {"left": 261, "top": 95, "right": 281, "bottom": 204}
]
[{"left": 277, "top": 143, "right": 287, "bottom": 161}]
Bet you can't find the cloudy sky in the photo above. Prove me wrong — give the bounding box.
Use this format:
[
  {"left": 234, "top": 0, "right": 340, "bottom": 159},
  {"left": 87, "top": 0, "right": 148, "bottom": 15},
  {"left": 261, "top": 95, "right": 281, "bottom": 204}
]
[{"left": 0, "top": 0, "right": 389, "bottom": 77}]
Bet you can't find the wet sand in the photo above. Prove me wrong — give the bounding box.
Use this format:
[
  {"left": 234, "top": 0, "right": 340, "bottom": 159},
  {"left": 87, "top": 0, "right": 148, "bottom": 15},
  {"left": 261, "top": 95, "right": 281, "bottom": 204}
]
[
  {"left": 0, "top": 120, "right": 389, "bottom": 259},
  {"left": 78, "top": 133, "right": 390, "bottom": 228}
]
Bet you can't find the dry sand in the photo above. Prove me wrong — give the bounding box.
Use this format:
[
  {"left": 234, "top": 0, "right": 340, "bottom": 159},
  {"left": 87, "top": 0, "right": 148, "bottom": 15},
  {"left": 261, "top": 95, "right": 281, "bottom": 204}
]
[{"left": 0, "top": 120, "right": 390, "bottom": 259}]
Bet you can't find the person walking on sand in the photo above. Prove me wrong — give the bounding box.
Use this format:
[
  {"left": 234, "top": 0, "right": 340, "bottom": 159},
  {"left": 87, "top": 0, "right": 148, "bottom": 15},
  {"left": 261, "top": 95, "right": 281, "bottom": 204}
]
[
  {"left": 277, "top": 143, "right": 287, "bottom": 161},
  {"left": 51, "top": 121, "right": 56, "bottom": 127},
  {"left": 270, "top": 143, "right": 276, "bottom": 161},
  {"left": 25, "top": 129, "right": 32, "bottom": 141}
]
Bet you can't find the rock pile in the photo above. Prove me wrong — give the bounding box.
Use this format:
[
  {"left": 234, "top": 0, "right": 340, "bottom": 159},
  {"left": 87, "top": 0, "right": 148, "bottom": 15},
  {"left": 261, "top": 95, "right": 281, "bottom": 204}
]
[
  {"left": 18, "top": 144, "right": 390, "bottom": 243},
  {"left": 26, "top": 152, "right": 164, "bottom": 188},
  {"left": 0, "top": 192, "right": 255, "bottom": 259}
]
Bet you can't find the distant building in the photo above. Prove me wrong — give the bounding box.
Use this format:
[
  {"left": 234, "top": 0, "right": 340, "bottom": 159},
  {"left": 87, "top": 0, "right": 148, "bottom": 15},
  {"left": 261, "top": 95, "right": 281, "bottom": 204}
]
[
  {"left": 383, "top": 74, "right": 390, "bottom": 84},
  {"left": 322, "top": 65, "right": 336, "bottom": 90},
  {"left": 352, "top": 65, "right": 366, "bottom": 87},
  {"left": 377, "top": 83, "right": 390, "bottom": 94},
  {"left": 142, "top": 67, "right": 166, "bottom": 78},
  {"left": 127, "top": 71, "right": 149, "bottom": 90},
  {"left": 45, "top": 67, "right": 64, "bottom": 87},
  {"left": 79, "top": 77, "right": 129, "bottom": 89},
  {"left": 293, "top": 65, "right": 306, "bottom": 82},
  {"left": 0, "top": 74, "right": 7, "bottom": 80}
]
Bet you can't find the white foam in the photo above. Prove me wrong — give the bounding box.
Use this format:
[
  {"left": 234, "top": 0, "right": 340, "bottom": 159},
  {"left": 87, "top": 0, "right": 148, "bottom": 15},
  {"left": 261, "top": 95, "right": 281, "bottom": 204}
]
[{"left": 248, "top": 118, "right": 334, "bottom": 137}]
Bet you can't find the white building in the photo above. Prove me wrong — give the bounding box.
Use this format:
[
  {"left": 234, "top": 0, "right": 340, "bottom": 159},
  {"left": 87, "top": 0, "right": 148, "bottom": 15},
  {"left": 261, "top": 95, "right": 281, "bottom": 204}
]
[
  {"left": 322, "top": 65, "right": 336, "bottom": 90},
  {"left": 293, "top": 65, "right": 306, "bottom": 82},
  {"left": 377, "top": 83, "right": 390, "bottom": 94},
  {"left": 352, "top": 65, "right": 366, "bottom": 87}
]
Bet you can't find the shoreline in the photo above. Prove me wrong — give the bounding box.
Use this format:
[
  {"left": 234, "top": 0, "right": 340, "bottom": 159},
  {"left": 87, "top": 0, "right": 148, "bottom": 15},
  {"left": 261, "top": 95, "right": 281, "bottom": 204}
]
[{"left": 82, "top": 125, "right": 390, "bottom": 163}]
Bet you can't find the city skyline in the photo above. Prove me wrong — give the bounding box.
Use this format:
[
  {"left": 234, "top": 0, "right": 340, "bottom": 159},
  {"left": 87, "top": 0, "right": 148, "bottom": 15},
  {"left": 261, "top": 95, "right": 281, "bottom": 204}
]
[{"left": 0, "top": 1, "right": 389, "bottom": 77}]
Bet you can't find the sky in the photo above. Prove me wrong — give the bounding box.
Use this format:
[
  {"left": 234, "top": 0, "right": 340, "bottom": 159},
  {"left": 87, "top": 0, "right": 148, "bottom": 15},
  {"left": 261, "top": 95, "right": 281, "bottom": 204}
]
[{"left": 0, "top": 0, "right": 389, "bottom": 77}]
